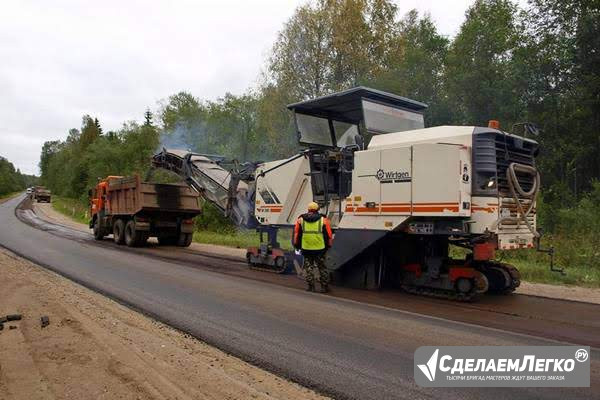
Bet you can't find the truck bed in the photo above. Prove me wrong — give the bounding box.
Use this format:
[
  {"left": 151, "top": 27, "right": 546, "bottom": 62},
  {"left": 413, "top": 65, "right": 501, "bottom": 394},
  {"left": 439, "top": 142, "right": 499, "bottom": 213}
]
[{"left": 106, "top": 176, "right": 200, "bottom": 216}]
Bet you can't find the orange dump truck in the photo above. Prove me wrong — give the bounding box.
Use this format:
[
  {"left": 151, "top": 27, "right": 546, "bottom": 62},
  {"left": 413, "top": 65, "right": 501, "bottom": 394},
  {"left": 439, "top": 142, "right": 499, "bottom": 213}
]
[{"left": 89, "top": 175, "right": 201, "bottom": 247}]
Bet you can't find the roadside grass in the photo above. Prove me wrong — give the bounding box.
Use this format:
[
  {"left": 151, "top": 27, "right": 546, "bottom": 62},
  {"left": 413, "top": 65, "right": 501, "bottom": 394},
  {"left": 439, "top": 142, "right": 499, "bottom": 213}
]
[
  {"left": 509, "top": 257, "right": 600, "bottom": 287},
  {"left": 499, "top": 235, "right": 600, "bottom": 288},
  {"left": 51, "top": 196, "right": 89, "bottom": 225},
  {"left": 192, "top": 230, "right": 260, "bottom": 249},
  {"left": 192, "top": 228, "right": 293, "bottom": 250},
  {"left": 0, "top": 191, "right": 21, "bottom": 203},
  {"left": 450, "top": 235, "right": 600, "bottom": 288}
]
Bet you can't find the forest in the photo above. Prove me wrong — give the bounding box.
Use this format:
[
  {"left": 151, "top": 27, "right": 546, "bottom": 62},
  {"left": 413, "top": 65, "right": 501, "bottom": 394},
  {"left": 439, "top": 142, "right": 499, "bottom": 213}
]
[
  {"left": 0, "top": 156, "right": 37, "bottom": 197},
  {"left": 38, "top": 0, "right": 599, "bottom": 283}
]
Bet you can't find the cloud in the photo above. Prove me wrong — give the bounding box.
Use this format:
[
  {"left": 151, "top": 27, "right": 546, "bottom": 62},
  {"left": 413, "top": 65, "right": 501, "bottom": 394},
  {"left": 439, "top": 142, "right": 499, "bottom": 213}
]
[{"left": 0, "top": 0, "right": 300, "bottom": 174}]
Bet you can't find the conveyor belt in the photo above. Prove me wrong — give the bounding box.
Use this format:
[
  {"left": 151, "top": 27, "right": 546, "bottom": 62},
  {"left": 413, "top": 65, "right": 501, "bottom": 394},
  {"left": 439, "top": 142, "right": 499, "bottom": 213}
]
[{"left": 152, "top": 148, "right": 257, "bottom": 228}]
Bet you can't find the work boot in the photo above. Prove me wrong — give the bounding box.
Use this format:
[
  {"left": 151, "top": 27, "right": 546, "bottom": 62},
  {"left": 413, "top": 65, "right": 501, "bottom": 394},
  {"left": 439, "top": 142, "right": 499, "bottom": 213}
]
[
  {"left": 306, "top": 283, "right": 315, "bottom": 292},
  {"left": 319, "top": 284, "right": 329, "bottom": 293}
]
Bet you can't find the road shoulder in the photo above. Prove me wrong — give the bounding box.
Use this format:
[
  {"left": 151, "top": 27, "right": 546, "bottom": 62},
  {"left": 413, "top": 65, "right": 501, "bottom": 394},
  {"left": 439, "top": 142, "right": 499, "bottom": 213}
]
[
  {"left": 0, "top": 192, "right": 21, "bottom": 205},
  {"left": 0, "top": 247, "right": 327, "bottom": 400}
]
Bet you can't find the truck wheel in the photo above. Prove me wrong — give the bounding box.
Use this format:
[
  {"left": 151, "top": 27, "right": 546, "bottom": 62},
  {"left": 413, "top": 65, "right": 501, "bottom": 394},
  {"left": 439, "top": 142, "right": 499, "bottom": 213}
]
[
  {"left": 93, "top": 219, "right": 104, "bottom": 240},
  {"left": 124, "top": 220, "right": 141, "bottom": 247},
  {"left": 113, "top": 219, "right": 125, "bottom": 245},
  {"left": 176, "top": 233, "right": 193, "bottom": 247}
]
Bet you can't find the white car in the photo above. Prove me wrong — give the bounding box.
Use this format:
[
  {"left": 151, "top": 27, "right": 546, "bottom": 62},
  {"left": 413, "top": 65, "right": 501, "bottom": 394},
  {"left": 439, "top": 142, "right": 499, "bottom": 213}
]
[{"left": 26, "top": 188, "right": 33, "bottom": 194}]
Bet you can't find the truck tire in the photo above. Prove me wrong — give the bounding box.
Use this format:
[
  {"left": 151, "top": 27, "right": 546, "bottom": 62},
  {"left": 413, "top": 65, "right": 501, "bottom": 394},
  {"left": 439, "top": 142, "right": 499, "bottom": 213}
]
[
  {"left": 93, "top": 218, "right": 104, "bottom": 240},
  {"left": 124, "top": 220, "right": 142, "bottom": 247},
  {"left": 176, "top": 232, "right": 193, "bottom": 247},
  {"left": 113, "top": 219, "right": 125, "bottom": 245}
]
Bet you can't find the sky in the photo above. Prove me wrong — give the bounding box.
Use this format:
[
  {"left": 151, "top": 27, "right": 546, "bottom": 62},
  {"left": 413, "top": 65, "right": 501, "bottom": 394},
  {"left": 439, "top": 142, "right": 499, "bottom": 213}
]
[{"left": 0, "top": 0, "right": 521, "bottom": 175}]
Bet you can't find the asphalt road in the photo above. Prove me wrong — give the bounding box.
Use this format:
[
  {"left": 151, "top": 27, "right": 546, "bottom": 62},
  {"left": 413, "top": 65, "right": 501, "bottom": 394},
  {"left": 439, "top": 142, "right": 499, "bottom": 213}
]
[{"left": 1, "top": 195, "right": 598, "bottom": 400}]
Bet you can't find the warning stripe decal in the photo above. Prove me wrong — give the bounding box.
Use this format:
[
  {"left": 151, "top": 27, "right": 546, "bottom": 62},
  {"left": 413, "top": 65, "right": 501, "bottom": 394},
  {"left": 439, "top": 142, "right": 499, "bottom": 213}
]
[
  {"left": 472, "top": 203, "right": 498, "bottom": 213},
  {"left": 345, "top": 202, "right": 460, "bottom": 213},
  {"left": 258, "top": 204, "right": 283, "bottom": 213}
]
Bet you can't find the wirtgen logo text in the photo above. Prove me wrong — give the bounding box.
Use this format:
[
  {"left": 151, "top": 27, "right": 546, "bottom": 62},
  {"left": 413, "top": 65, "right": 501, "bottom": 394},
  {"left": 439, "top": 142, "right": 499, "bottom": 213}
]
[{"left": 414, "top": 346, "right": 590, "bottom": 387}]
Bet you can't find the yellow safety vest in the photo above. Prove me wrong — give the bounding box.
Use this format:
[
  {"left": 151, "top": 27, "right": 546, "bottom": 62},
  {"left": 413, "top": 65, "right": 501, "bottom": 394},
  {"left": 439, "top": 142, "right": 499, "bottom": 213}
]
[{"left": 301, "top": 217, "right": 325, "bottom": 251}]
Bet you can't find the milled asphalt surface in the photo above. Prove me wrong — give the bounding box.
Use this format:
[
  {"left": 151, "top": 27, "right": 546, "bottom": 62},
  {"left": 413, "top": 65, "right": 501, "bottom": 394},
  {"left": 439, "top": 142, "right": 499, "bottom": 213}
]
[{"left": 1, "top": 195, "right": 598, "bottom": 400}]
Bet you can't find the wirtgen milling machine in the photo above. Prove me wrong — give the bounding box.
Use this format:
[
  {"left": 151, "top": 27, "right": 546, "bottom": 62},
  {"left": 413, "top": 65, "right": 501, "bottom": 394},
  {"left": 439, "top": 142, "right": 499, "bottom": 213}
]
[{"left": 154, "top": 87, "right": 556, "bottom": 300}]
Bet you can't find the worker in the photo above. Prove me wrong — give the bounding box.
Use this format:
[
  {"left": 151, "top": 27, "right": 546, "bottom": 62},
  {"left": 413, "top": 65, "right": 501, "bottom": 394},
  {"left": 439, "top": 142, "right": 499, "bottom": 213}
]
[{"left": 293, "top": 201, "right": 333, "bottom": 293}]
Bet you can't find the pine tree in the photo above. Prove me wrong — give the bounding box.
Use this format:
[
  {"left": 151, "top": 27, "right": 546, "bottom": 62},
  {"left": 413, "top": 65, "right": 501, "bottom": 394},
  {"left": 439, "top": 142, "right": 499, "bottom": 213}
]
[
  {"left": 144, "top": 109, "right": 153, "bottom": 127},
  {"left": 94, "top": 118, "right": 103, "bottom": 135}
]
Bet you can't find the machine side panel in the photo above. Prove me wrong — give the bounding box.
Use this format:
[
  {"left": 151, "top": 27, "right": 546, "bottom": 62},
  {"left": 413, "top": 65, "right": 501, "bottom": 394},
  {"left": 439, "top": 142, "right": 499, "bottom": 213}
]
[
  {"left": 348, "top": 150, "right": 381, "bottom": 216},
  {"left": 411, "top": 144, "right": 470, "bottom": 216},
  {"left": 470, "top": 196, "right": 499, "bottom": 234},
  {"left": 255, "top": 156, "right": 312, "bottom": 226},
  {"left": 459, "top": 146, "right": 472, "bottom": 217},
  {"left": 379, "top": 147, "right": 412, "bottom": 215},
  {"left": 339, "top": 147, "right": 410, "bottom": 231}
]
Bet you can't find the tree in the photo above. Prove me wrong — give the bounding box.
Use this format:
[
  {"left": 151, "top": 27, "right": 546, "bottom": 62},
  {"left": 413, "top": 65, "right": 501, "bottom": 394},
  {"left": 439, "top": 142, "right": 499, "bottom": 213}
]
[
  {"left": 445, "top": 0, "right": 525, "bottom": 126},
  {"left": 268, "top": 0, "right": 400, "bottom": 100},
  {"left": 39, "top": 140, "right": 62, "bottom": 183},
  {"left": 144, "top": 108, "right": 154, "bottom": 127},
  {"left": 255, "top": 83, "right": 300, "bottom": 159},
  {"left": 94, "top": 118, "right": 103, "bottom": 135},
  {"left": 207, "top": 93, "right": 259, "bottom": 161},
  {"left": 371, "top": 10, "right": 451, "bottom": 125},
  {"left": 158, "top": 91, "right": 207, "bottom": 152},
  {"left": 0, "top": 156, "right": 29, "bottom": 196},
  {"left": 80, "top": 115, "right": 102, "bottom": 149},
  {"left": 159, "top": 92, "right": 203, "bottom": 131},
  {"left": 522, "top": 0, "right": 600, "bottom": 196},
  {"left": 269, "top": 1, "right": 333, "bottom": 99},
  {"left": 327, "top": 0, "right": 373, "bottom": 87}
]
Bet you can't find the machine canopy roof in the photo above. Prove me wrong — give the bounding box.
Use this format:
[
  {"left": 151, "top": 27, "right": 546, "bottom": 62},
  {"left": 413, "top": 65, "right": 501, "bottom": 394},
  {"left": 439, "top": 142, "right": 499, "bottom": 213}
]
[
  {"left": 287, "top": 86, "right": 428, "bottom": 124},
  {"left": 287, "top": 87, "right": 428, "bottom": 147}
]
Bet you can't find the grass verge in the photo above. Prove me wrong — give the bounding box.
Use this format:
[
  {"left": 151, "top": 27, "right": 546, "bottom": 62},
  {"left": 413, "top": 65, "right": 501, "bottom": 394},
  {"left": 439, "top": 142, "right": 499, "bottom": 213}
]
[
  {"left": 51, "top": 196, "right": 89, "bottom": 225},
  {"left": 193, "top": 230, "right": 260, "bottom": 249},
  {"left": 500, "top": 247, "right": 600, "bottom": 288},
  {"left": 451, "top": 241, "right": 600, "bottom": 288},
  {"left": 500, "top": 232, "right": 599, "bottom": 287},
  {"left": 0, "top": 191, "right": 21, "bottom": 203},
  {"left": 509, "top": 257, "right": 600, "bottom": 287},
  {"left": 192, "top": 228, "right": 293, "bottom": 250}
]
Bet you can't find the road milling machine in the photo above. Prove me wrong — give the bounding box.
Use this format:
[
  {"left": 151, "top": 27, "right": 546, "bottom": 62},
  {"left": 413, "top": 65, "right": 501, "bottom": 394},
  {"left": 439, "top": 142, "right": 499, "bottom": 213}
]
[{"left": 153, "top": 86, "right": 558, "bottom": 300}]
